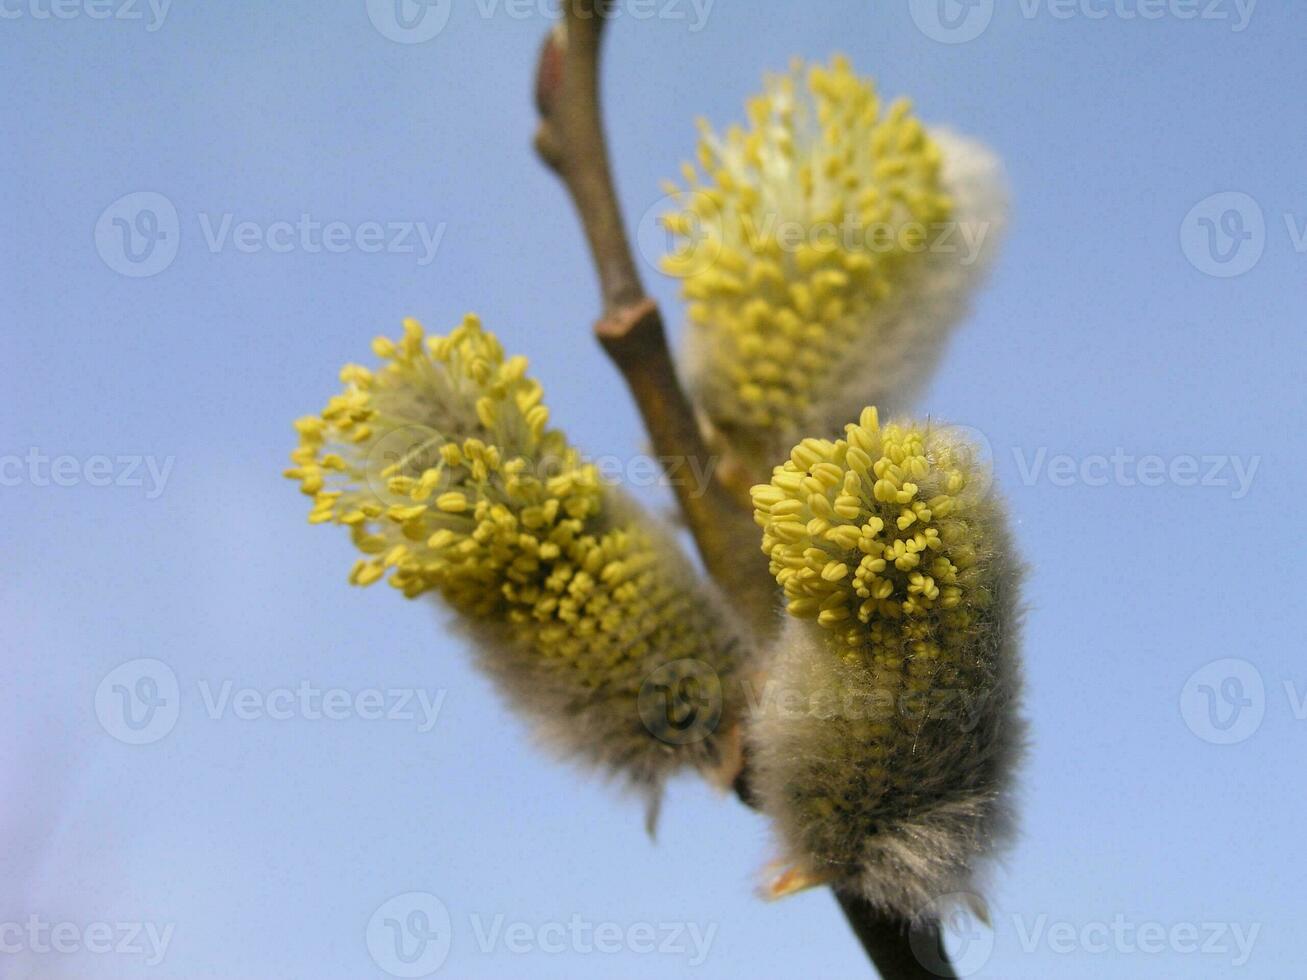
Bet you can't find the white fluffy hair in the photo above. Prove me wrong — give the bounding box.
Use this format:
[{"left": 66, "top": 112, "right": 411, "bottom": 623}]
[
  {"left": 449, "top": 495, "right": 749, "bottom": 832},
  {"left": 805, "top": 129, "right": 1009, "bottom": 441},
  {"left": 685, "top": 129, "right": 1009, "bottom": 483},
  {"left": 747, "top": 496, "right": 1024, "bottom": 918}
]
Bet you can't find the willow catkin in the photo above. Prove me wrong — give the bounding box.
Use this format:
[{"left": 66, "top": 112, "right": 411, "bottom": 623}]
[
  {"left": 748, "top": 407, "right": 1023, "bottom": 916},
  {"left": 286, "top": 315, "right": 744, "bottom": 810},
  {"left": 662, "top": 57, "right": 1007, "bottom": 484}
]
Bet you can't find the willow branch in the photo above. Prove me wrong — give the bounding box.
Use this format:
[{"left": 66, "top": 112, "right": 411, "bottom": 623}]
[
  {"left": 533, "top": 0, "right": 774, "bottom": 637},
  {"left": 531, "top": 4, "right": 953, "bottom": 977},
  {"left": 836, "top": 892, "right": 959, "bottom": 979}
]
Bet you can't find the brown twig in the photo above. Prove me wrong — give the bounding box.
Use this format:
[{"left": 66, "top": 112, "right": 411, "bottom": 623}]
[
  {"left": 531, "top": 3, "right": 955, "bottom": 977},
  {"left": 533, "top": 0, "right": 774, "bottom": 639}
]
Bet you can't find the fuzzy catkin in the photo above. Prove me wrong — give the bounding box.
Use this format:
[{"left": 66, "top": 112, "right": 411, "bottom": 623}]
[
  {"left": 748, "top": 408, "right": 1023, "bottom": 917},
  {"left": 796, "top": 129, "right": 1007, "bottom": 453},
  {"left": 662, "top": 57, "right": 1007, "bottom": 484},
  {"left": 285, "top": 315, "right": 744, "bottom": 802}
]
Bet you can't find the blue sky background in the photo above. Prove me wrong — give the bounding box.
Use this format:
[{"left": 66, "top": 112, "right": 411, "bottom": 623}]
[{"left": 2, "top": 1, "right": 1304, "bottom": 977}]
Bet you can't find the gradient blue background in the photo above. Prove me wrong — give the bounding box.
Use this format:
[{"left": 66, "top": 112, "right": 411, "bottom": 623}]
[{"left": 2, "top": 1, "right": 1303, "bottom": 976}]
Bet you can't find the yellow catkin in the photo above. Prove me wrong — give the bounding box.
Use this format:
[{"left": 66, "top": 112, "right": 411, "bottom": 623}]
[
  {"left": 286, "top": 317, "right": 742, "bottom": 799},
  {"left": 661, "top": 56, "right": 954, "bottom": 463},
  {"left": 751, "top": 407, "right": 996, "bottom": 786},
  {"left": 748, "top": 407, "right": 1020, "bottom": 915}
]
